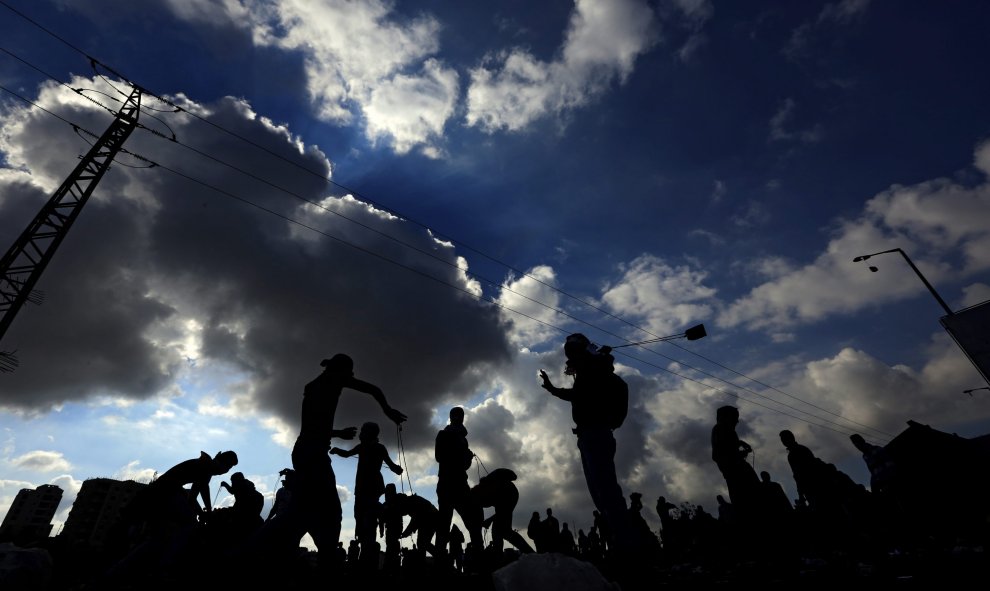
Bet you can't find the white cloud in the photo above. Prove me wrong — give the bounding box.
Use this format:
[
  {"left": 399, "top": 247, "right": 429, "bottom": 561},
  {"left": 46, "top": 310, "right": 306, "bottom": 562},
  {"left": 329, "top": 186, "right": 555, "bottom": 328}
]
[
  {"left": 961, "top": 283, "right": 990, "bottom": 308},
  {"left": 975, "top": 140, "right": 990, "bottom": 175},
  {"left": 599, "top": 255, "right": 717, "bottom": 337},
  {"left": 9, "top": 450, "right": 72, "bottom": 473},
  {"left": 466, "top": 0, "right": 659, "bottom": 132},
  {"left": 363, "top": 58, "right": 459, "bottom": 156},
  {"left": 158, "top": 0, "right": 456, "bottom": 154},
  {"left": 0, "top": 77, "right": 511, "bottom": 450},
  {"left": 162, "top": 0, "right": 250, "bottom": 24},
  {"left": 498, "top": 265, "right": 563, "bottom": 348},
  {"left": 720, "top": 143, "right": 990, "bottom": 330},
  {"left": 241, "top": 0, "right": 457, "bottom": 154},
  {"left": 113, "top": 460, "right": 157, "bottom": 484}
]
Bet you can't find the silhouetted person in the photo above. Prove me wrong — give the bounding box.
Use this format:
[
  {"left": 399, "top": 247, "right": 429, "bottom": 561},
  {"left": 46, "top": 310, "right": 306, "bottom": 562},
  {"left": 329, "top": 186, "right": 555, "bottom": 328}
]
[
  {"left": 656, "top": 495, "right": 679, "bottom": 556},
  {"left": 381, "top": 483, "right": 439, "bottom": 560},
  {"left": 758, "top": 471, "right": 799, "bottom": 567},
  {"left": 291, "top": 354, "right": 406, "bottom": 569},
  {"left": 655, "top": 496, "right": 677, "bottom": 552},
  {"left": 434, "top": 406, "right": 481, "bottom": 566},
  {"left": 542, "top": 507, "right": 560, "bottom": 552},
  {"left": 577, "top": 528, "right": 590, "bottom": 557},
  {"left": 379, "top": 483, "right": 402, "bottom": 571},
  {"left": 331, "top": 421, "right": 403, "bottom": 568},
  {"left": 780, "top": 429, "right": 870, "bottom": 550},
  {"left": 267, "top": 468, "right": 295, "bottom": 523},
  {"left": 559, "top": 522, "right": 577, "bottom": 555},
  {"left": 849, "top": 433, "right": 906, "bottom": 547},
  {"left": 628, "top": 492, "right": 661, "bottom": 553},
  {"left": 711, "top": 406, "right": 761, "bottom": 520},
  {"left": 242, "top": 468, "right": 301, "bottom": 570},
  {"left": 759, "top": 470, "right": 792, "bottom": 513},
  {"left": 151, "top": 450, "right": 240, "bottom": 521},
  {"left": 449, "top": 524, "right": 466, "bottom": 572},
  {"left": 587, "top": 525, "right": 604, "bottom": 561},
  {"left": 541, "top": 333, "right": 633, "bottom": 554},
  {"left": 108, "top": 450, "right": 238, "bottom": 579},
  {"left": 347, "top": 538, "right": 360, "bottom": 567},
  {"left": 527, "top": 511, "right": 545, "bottom": 552},
  {"left": 779, "top": 430, "right": 827, "bottom": 510},
  {"left": 211, "top": 471, "right": 264, "bottom": 549},
  {"left": 470, "top": 468, "right": 534, "bottom": 555},
  {"left": 850, "top": 433, "right": 895, "bottom": 496}
]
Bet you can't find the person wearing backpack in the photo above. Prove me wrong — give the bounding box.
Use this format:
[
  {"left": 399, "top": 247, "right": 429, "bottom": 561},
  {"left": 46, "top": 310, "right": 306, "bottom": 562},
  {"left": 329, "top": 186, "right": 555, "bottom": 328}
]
[{"left": 540, "top": 333, "right": 634, "bottom": 556}]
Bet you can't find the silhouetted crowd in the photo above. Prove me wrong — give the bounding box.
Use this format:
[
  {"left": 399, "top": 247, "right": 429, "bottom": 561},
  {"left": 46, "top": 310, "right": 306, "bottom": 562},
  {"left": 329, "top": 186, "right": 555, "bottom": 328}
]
[{"left": 7, "top": 339, "right": 990, "bottom": 590}]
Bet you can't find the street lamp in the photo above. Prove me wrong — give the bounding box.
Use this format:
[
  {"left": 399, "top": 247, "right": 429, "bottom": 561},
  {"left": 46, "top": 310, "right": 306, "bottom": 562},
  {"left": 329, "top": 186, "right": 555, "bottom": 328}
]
[
  {"left": 855, "top": 247, "right": 990, "bottom": 388},
  {"left": 963, "top": 387, "right": 990, "bottom": 397},
  {"left": 852, "top": 248, "right": 954, "bottom": 316},
  {"left": 610, "top": 324, "right": 707, "bottom": 349}
]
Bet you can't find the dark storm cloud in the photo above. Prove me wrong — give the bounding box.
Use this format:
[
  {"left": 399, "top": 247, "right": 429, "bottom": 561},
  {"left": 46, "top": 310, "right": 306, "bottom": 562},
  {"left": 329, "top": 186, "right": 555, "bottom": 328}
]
[{"left": 0, "top": 80, "right": 513, "bottom": 437}]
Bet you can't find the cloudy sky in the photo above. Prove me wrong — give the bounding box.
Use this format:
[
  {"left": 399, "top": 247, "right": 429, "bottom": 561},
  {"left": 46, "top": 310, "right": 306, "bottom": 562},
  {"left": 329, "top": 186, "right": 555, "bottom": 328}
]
[{"left": 2, "top": 0, "right": 990, "bottom": 548}]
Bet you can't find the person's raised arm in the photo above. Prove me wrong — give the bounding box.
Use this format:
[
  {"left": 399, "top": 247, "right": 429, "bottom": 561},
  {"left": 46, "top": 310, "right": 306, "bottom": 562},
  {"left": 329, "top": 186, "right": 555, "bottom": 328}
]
[
  {"left": 344, "top": 376, "right": 407, "bottom": 425},
  {"left": 540, "top": 370, "right": 572, "bottom": 401}
]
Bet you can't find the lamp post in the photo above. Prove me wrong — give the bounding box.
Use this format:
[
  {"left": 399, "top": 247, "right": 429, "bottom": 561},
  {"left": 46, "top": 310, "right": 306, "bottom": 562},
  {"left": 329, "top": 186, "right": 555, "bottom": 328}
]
[
  {"left": 610, "top": 324, "right": 707, "bottom": 349},
  {"left": 855, "top": 247, "right": 990, "bottom": 388},
  {"left": 852, "top": 248, "right": 954, "bottom": 316},
  {"left": 963, "top": 387, "right": 990, "bottom": 397}
]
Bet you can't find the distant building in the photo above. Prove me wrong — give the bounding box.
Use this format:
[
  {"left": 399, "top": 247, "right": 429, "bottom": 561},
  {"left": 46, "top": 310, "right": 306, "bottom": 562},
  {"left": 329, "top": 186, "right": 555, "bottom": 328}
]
[
  {"left": 60, "top": 478, "right": 146, "bottom": 550},
  {"left": 0, "top": 484, "right": 63, "bottom": 546}
]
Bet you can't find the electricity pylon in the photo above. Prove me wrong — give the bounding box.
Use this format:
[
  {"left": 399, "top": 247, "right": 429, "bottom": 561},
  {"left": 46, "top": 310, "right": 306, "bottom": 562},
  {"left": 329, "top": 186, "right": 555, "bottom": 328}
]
[{"left": 0, "top": 85, "right": 141, "bottom": 367}]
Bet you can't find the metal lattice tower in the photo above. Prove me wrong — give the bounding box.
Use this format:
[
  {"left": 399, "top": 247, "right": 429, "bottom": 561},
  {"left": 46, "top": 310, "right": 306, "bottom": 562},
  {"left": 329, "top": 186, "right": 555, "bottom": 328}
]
[{"left": 0, "top": 85, "right": 141, "bottom": 355}]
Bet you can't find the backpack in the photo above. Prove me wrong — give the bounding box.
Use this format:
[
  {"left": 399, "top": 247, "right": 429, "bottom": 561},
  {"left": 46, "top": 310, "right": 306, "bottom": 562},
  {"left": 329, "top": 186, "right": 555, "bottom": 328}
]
[{"left": 606, "top": 372, "right": 629, "bottom": 430}]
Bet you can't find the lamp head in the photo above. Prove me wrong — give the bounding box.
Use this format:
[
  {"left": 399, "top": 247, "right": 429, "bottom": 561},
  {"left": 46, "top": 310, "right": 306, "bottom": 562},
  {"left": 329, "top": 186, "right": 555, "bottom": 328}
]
[
  {"left": 869, "top": 266, "right": 878, "bottom": 272},
  {"left": 685, "top": 324, "right": 707, "bottom": 341},
  {"left": 853, "top": 255, "right": 871, "bottom": 262}
]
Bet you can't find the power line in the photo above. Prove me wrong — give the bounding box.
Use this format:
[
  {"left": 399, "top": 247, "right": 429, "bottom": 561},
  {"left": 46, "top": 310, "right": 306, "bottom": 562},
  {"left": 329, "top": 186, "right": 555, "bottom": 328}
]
[
  {"left": 0, "top": 83, "right": 891, "bottom": 442},
  {"left": 0, "top": 8, "right": 897, "bottom": 440},
  {"left": 0, "top": 81, "right": 892, "bottom": 442}
]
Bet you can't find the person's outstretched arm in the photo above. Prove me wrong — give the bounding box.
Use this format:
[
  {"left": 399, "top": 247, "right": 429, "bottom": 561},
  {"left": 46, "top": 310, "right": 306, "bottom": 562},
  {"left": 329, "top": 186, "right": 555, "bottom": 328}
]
[
  {"left": 330, "top": 444, "right": 361, "bottom": 458},
  {"left": 384, "top": 451, "right": 403, "bottom": 475},
  {"left": 344, "top": 377, "right": 407, "bottom": 425},
  {"left": 540, "top": 370, "right": 573, "bottom": 401}
]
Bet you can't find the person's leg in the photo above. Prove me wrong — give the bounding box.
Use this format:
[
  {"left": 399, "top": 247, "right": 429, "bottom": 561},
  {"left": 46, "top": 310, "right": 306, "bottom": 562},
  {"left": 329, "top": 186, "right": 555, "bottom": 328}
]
[
  {"left": 299, "top": 453, "right": 342, "bottom": 565},
  {"left": 436, "top": 492, "right": 453, "bottom": 556},
  {"left": 418, "top": 524, "right": 437, "bottom": 556},
  {"left": 578, "top": 430, "right": 632, "bottom": 552}
]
